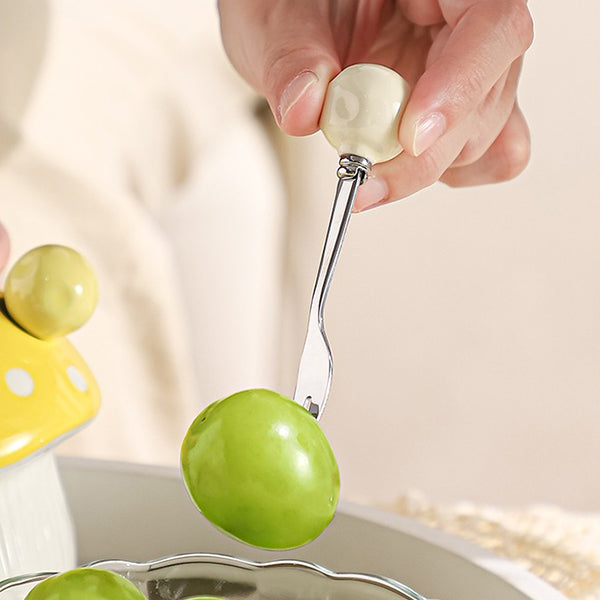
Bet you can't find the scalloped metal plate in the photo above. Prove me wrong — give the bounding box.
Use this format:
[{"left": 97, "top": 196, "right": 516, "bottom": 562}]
[{"left": 0, "top": 552, "right": 428, "bottom": 600}]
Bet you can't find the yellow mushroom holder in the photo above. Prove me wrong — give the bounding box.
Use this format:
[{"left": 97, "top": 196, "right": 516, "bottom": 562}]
[{"left": 0, "top": 245, "right": 100, "bottom": 469}]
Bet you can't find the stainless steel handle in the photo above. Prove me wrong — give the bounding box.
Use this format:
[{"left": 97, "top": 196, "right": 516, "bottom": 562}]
[
  {"left": 293, "top": 156, "right": 370, "bottom": 419},
  {"left": 293, "top": 64, "right": 409, "bottom": 420}
]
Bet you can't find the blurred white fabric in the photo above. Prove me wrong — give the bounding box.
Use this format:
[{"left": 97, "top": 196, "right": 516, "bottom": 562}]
[{"left": 0, "top": 0, "right": 598, "bottom": 517}]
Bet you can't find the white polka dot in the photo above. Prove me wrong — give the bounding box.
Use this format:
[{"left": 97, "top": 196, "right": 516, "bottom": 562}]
[
  {"left": 5, "top": 368, "right": 34, "bottom": 397},
  {"left": 66, "top": 365, "right": 87, "bottom": 392}
]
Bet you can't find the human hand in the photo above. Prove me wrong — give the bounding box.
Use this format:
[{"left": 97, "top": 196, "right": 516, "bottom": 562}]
[
  {"left": 0, "top": 223, "right": 9, "bottom": 271},
  {"left": 218, "top": 0, "right": 533, "bottom": 211}
]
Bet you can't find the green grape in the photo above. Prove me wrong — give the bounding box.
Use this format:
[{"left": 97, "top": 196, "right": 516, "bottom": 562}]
[
  {"left": 181, "top": 388, "right": 340, "bottom": 550},
  {"left": 25, "top": 568, "right": 145, "bottom": 600}
]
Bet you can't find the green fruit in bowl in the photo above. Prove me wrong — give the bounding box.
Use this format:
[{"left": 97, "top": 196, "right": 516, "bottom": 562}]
[
  {"left": 181, "top": 388, "right": 340, "bottom": 550},
  {"left": 24, "top": 568, "right": 145, "bottom": 600}
]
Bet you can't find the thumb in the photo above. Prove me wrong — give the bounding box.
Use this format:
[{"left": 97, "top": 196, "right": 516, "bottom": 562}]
[
  {"left": 268, "top": 60, "right": 338, "bottom": 136},
  {"left": 219, "top": 1, "right": 339, "bottom": 135}
]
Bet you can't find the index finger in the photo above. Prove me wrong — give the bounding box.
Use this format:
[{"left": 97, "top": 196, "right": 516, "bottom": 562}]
[{"left": 399, "top": 0, "right": 533, "bottom": 156}]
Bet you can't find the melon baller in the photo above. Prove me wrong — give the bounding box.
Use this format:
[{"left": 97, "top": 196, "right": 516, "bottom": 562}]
[{"left": 294, "top": 63, "right": 410, "bottom": 420}]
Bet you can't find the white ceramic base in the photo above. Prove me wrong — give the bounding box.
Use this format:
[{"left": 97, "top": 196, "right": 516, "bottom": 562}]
[
  {"left": 0, "top": 452, "right": 76, "bottom": 598},
  {"left": 58, "top": 457, "right": 567, "bottom": 600}
]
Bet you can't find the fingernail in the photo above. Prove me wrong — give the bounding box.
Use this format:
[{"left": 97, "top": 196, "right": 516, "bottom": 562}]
[
  {"left": 278, "top": 70, "right": 318, "bottom": 126},
  {"left": 413, "top": 112, "right": 446, "bottom": 156},
  {"left": 354, "top": 177, "right": 389, "bottom": 213}
]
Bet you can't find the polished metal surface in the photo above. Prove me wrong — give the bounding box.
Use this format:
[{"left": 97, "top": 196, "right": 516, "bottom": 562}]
[
  {"left": 293, "top": 155, "right": 370, "bottom": 419},
  {"left": 0, "top": 553, "right": 426, "bottom": 600}
]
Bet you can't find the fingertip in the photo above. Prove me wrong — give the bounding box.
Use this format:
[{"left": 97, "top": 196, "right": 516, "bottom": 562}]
[
  {"left": 270, "top": 62, "right": 338, "bottom": 136},
  {"left": 398, "top": 79, "right": 447, "bottom": 157},
  {"left": 407, "top": 111, "right": 447, "bottom": 157},
  {"left": 354, "top": 177, "right": 389, "bottom": 213},
  {"left": 276, "top": 67, "right": 332, "bottom": 135},
  {"left": 492, "top": 106, "right": 531, "bottom": 181}
]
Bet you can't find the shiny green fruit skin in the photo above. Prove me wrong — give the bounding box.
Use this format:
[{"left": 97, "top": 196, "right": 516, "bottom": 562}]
[
  {"left": 25, "top": 568, "right": 145, "bottom": 600},
  {"left": 181, "top": 388, "right": 340, "bottom": 550}
]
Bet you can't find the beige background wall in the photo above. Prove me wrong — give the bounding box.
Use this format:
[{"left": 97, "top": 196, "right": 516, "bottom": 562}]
[{"left": 272, "top": 1, "right": 600, "bottom": 509}]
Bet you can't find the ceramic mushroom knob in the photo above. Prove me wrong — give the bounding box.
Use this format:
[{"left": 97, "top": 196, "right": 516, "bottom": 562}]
[
  {"left": 320, "top": 63, "right": 410, "bottom": 165},
  {"left": 4, "top": 245, "right": 98, "bottom": 340},
  {"left": 0, "top": 244, "right": 101, "bottom": 469},
  {"left": 1, "top": 244, "right": 100, "bottom": 583}
]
